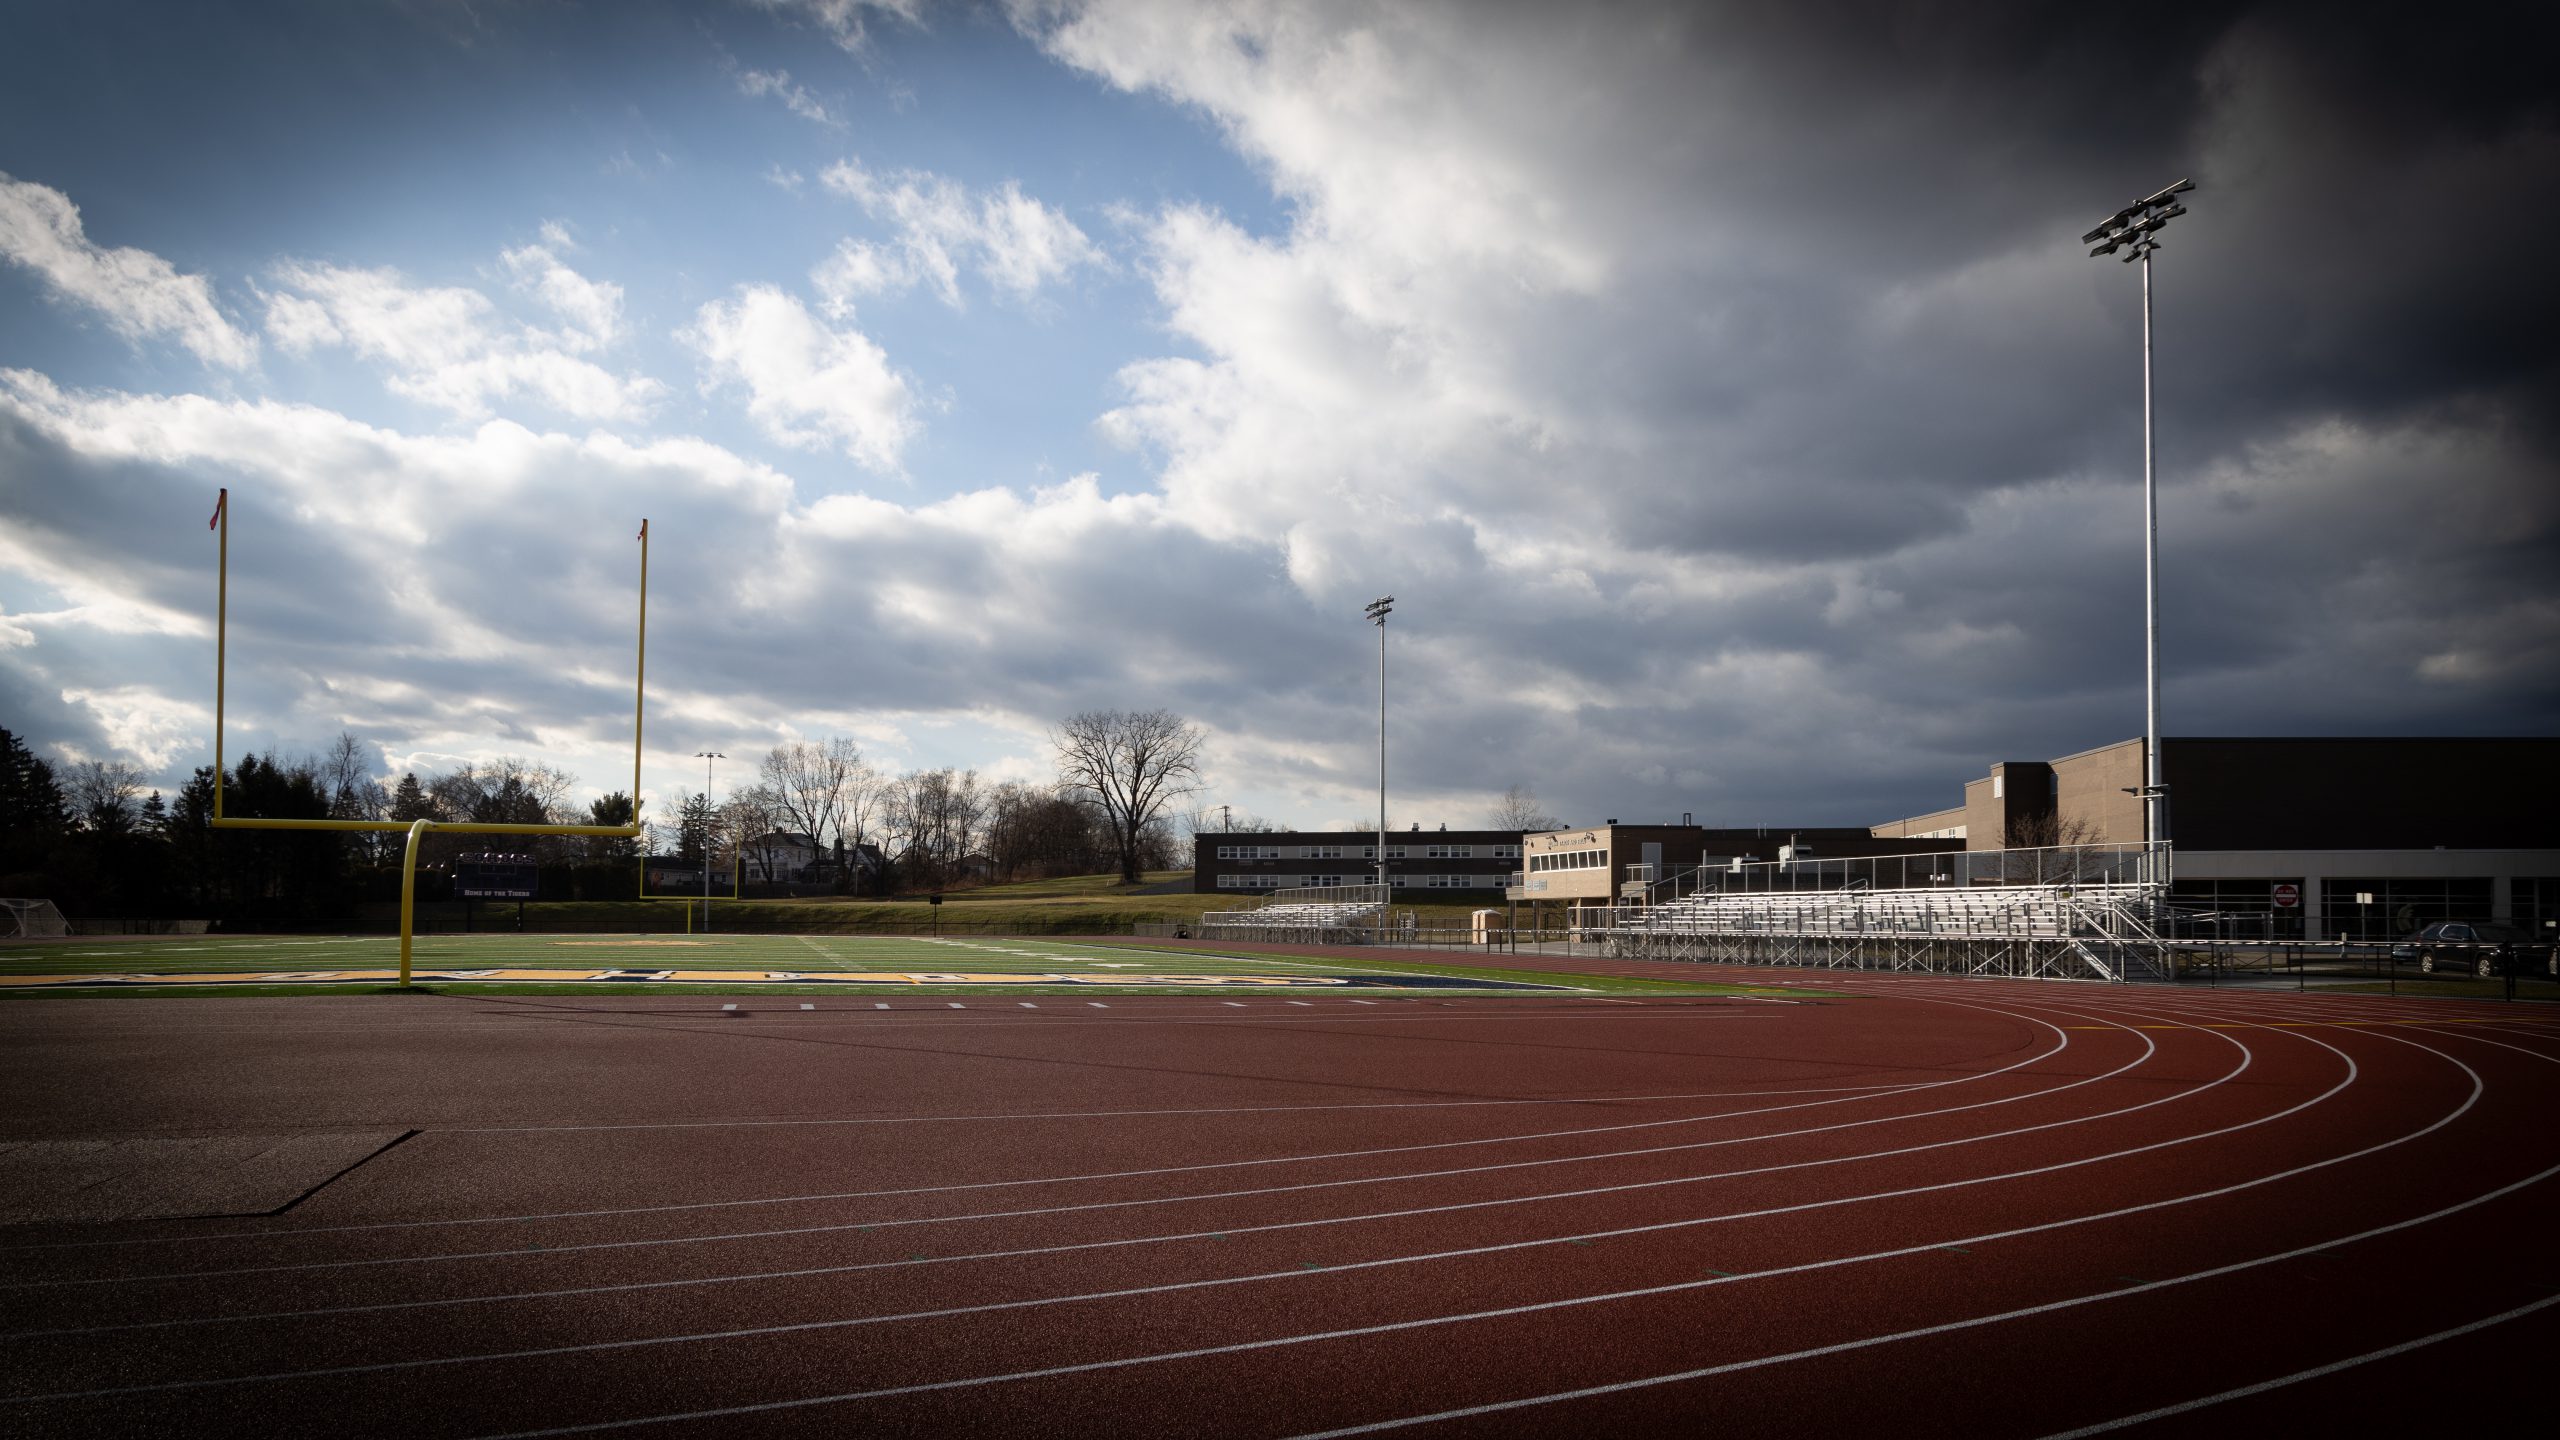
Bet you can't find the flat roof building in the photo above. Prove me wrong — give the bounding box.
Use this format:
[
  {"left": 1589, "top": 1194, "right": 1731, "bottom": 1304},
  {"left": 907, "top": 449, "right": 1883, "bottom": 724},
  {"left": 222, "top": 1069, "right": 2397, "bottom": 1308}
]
[
  {"left": 1193, "top": 828, "right": 1522, "bottom": 895},
  {"left": 1874, "top": 737, "right": 2560, "bottom": 941}
]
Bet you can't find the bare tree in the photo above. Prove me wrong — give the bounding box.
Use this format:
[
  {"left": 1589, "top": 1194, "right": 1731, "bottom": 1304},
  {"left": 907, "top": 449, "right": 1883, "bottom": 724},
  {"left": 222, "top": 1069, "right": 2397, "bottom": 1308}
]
[
  {"left": 883, "top": 767, "right": 987, "bottom": 889},
  {"left": 1052, "top": 709, "right": 1205, "bottom": 885},
  {"left": 320, "top": 733, "right": 388, "bottom": 862},
  {"left": 1492, "top": 783, "right": 1563, "bottom": 833},
  {"left": 988, "top": 782, "right": 1107, "bottom": 880},
  {"left": 65, "top": 759, "right": 144, "bottom": 836},
  {"left": 424, "top": 757, "right": 578, "bottom": 861},
  {"left": 757, "top": 738, "right": 871, "bottom": 852}
]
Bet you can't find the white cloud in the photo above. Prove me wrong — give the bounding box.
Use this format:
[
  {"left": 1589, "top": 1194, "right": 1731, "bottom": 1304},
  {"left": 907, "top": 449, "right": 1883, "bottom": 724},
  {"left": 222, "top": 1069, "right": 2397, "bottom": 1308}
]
[
  {"left": 733, "top": 66, "right": 844, "bottom": 129},
  {"left": 680, "top": 284, "right": 918, "bottom": 469},
  {"left": 263, "top": 255, "right": 660, "bottom": 421},
  {"left": 499, "top": 243, "right": 624, "bottom": 349},
  {"left": 816, "top": 158, "right": 1105, "bottom": 310},
  {"left": 0, "top": 172, "right": 258, "bottom": 369}
]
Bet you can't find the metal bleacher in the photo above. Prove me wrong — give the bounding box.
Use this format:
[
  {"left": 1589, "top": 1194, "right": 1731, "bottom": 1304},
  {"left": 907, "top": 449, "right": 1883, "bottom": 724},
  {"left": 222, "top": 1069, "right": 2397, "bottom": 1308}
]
[
  {"left": 1597, "top": 844, "right": 2172, "bottom": 983},
  {"left": 1199, "top": 884, "right": 1390, "bottom": 944}
]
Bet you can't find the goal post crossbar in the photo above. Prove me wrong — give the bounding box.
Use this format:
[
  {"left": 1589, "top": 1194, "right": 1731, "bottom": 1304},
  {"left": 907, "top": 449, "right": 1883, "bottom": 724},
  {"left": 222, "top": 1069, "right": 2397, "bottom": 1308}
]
[{"left": 206, "top": 490, "right": 653, "bottom": 985}]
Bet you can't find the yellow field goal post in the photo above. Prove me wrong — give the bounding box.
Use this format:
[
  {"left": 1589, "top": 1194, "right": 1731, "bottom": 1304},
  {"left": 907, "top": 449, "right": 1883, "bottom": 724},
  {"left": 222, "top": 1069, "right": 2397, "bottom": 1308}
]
[{"left": 209, "top": 488, "right": 651, "bottom": 984}]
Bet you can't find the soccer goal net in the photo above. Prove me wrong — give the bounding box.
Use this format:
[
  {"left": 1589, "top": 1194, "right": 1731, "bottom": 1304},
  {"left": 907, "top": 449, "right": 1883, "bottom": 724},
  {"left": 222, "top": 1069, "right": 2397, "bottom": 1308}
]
[{"left": 0, "top": 899, "right": 70, "bottom": 939}]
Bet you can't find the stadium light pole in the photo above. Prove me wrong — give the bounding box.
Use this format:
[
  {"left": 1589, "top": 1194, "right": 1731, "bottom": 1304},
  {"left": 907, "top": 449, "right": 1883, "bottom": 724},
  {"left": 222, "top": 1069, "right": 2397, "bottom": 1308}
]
[
  {"left": 2082, "top": 178, "right": 2193, "bottom": 882},
  {"left": 696, "top": 750, "right": 724, "bottom": 930},
  {"left": 1366, "top": 596, "right": 1393, "bottom": 914}
]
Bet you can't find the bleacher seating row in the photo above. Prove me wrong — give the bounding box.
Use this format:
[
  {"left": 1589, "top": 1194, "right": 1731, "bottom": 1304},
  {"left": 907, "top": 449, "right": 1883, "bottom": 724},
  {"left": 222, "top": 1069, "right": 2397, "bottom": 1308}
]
[
  {"left": 1610, "top": 882, "right": 2158, "bottom": 941},
  {"left": 1203, "top": 900, "right": 1387, "bottom": 930}
]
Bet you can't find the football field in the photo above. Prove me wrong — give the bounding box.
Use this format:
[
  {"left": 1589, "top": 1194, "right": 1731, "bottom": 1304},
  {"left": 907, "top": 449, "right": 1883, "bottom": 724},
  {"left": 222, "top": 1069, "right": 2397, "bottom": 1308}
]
[{"left": 0, "top": 932, "right": 1762, "bottom": 997}]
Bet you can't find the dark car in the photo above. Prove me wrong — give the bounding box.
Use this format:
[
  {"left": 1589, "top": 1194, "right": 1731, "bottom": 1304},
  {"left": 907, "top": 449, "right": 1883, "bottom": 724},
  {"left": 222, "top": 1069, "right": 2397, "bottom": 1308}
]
[{"left": 2390, "top": 921, "right": 2541, "bottom": 979}]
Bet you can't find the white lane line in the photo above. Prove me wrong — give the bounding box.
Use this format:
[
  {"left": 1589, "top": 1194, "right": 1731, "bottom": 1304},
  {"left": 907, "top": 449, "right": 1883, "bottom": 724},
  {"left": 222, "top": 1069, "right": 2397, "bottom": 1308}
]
[
  {"left": 946, "top": 1003, "right": 966, "bottom": 1010},
  {"left": 1018, "top": 1003, "right": 1038, "bottom": 1009},
  {"left": 1223, "top": 1002, "right": 1247, "bottom": 1008},
  {"left": 1349, "top": 1000, "right": 1379, "bottom": 1006},
  {"left": 0, "top": 1002, "right": 2090, "bottom": 1279},
  {"left": 34, "top": 1013, "right": 2436, "bottom": 1413},
  {"left": 1086, "top": 1003, "right": 1108, "bottom": 1009},
  {"left": 377, "top": 1031, "right": 2484, "bottom": 1434},
  {"left": 798, "top": 1005, "right": 814, "bottom": 1011},
  {"left": 873, "top": 1004, "right": 890, "bottom": 1011},
  {"left": 1287, "top": 1001, "right": 1315, "bottom": 1008},
  {"left": 14, "top": 1011, "right": 2185, "bottom": 1336},
  {"left": 2050, "top": 1298, "right": 2560, "bottom": 1437}
]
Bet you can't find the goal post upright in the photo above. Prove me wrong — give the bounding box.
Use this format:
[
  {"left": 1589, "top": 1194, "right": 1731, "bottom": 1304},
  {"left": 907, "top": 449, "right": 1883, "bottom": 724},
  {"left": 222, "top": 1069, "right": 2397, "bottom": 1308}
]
[{"left": 209, "top": 492, "right": 651, "bottom": 984}]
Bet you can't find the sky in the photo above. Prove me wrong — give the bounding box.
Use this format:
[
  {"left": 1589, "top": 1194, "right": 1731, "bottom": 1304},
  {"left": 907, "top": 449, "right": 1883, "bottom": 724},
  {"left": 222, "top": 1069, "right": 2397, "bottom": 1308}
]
[{"left": 1, "top": 0, "right": 2554, "bottom": 837}]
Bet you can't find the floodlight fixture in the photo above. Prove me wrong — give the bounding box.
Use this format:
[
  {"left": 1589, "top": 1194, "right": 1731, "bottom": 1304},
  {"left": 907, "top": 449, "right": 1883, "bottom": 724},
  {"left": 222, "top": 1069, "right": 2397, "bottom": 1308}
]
[{"left": 2084, "top": 179, "right": 2197, "bottom": 872}]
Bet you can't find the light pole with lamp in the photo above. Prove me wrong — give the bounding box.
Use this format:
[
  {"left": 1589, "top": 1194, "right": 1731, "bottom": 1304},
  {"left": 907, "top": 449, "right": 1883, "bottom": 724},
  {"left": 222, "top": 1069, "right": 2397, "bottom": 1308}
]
[
  {"left": 695, "top": 750, "right": 723, "bottom": 931},
  {"left": 1365, "top": 596, "right": 1393, "bottom": 931},
  {"left": 2084, "top": 178, "right": 2194, "bottom": 886}
]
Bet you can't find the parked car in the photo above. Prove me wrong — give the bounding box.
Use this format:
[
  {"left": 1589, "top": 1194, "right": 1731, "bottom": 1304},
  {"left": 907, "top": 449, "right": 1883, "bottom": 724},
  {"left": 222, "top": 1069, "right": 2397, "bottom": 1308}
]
[{"left": 2389, "top": 921, "right": 2543, "bottom": 979}]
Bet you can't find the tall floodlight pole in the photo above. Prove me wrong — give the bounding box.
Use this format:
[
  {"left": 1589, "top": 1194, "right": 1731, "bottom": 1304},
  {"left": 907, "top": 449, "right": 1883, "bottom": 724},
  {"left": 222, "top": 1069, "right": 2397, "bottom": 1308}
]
[
  {"left": 2082, "top": 179, "right": 2193, "bottom": 883},
  {"left": 1365, "top": 597, "right": 1394, "bottom": 912},
  {"left": 696, "top": 750, "right": 724, "bottom": 929}
]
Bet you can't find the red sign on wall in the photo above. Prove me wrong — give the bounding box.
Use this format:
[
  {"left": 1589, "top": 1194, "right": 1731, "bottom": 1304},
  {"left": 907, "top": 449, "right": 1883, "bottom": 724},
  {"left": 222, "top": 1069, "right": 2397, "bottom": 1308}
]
[{"left": 2271, "top": 883, "right": 2301, "bottom": 909}]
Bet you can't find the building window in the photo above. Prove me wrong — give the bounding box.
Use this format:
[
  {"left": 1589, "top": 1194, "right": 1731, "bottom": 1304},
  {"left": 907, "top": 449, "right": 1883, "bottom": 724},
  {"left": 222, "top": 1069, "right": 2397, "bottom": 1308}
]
[
  {"left": 2322, "top": 877, "right": 2492, "bottom": 941},
  {"left": 1528, "top": 849, "right": 1606, "bottom": 873}
]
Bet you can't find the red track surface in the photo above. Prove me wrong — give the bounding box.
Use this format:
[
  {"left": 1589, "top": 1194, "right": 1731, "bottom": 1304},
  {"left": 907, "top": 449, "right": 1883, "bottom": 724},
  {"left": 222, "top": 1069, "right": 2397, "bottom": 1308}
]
[{"left": 3, "top": 960, "right": 2555, "bottom": 1437}]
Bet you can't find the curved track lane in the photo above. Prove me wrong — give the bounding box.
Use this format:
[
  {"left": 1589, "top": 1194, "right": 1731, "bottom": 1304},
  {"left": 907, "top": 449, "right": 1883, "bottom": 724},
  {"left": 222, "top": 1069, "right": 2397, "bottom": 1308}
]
[{"left": 1, "top": 974, "right": 2552, "bottom": 1436}]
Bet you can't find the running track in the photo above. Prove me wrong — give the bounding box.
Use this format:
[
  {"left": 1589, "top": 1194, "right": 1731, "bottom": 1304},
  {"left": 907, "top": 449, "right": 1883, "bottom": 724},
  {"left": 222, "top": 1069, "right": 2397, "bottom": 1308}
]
[{"left": 2, "top": 962, "right": 2555, "bottom": 1436}]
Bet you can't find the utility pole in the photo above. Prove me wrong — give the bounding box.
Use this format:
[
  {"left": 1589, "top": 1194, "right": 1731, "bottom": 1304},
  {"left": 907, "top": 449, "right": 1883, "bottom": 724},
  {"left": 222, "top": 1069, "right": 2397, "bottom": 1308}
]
[
  {"left": 695, "top": 750, "right": 723, "bottom": 930},
  {"left": 1365, "top": 596, "right": 1393, "bottom": 929},
  {"left": 2083, "top": 179, "right": 2193, "bottom": 884}
]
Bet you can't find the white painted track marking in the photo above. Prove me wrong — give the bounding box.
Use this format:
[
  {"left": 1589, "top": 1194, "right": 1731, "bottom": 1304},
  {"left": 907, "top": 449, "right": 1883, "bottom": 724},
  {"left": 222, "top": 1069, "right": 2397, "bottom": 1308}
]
[
  {"left": 4, "top": 1005, "right": 2090, "bottom": 1289},
  {"left": 28, "top": 1009, "right": 2448, "bottom": 1416}
]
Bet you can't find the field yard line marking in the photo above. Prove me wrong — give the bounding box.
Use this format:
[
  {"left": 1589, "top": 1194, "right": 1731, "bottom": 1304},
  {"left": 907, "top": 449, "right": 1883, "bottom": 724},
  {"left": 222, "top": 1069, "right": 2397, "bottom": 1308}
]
[
  {"left": 17, "top": 1010, "right": 2195, "bottom": 1337},
  {"left": 0, "top": 1069, "right": 1956, "bottom": 1255},
  {"left": 0, "top": 1002, "right": 2089, "bottom": 1277},
  {"left": 2035, "top": 1294, "right": 2560, "bottom": 1436},
  {"left": 41, "top": 1013, "right": 2446, "bottom": 1418}
]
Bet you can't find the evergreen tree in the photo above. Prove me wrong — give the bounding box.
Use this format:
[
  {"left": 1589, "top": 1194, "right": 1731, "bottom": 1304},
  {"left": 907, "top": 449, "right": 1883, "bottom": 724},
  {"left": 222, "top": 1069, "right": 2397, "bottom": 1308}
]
[
  {"left": 389, "top": 772, "right": 437, "bottom": 823},
  {"left": 676, "top": 791, "right": 715, "bottom": 864},
  {"left": 585, "top": 792, "right": 639, "bottom": 861},
  {"left": 0, "top": 728, "right": 69, "bottom": 888}
]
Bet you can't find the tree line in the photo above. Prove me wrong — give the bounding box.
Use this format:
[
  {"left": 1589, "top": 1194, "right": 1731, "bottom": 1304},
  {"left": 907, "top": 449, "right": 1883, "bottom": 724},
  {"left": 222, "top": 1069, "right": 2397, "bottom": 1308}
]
[{"left": 0, "top": 708, "right": 1208, "bottom": 920}]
